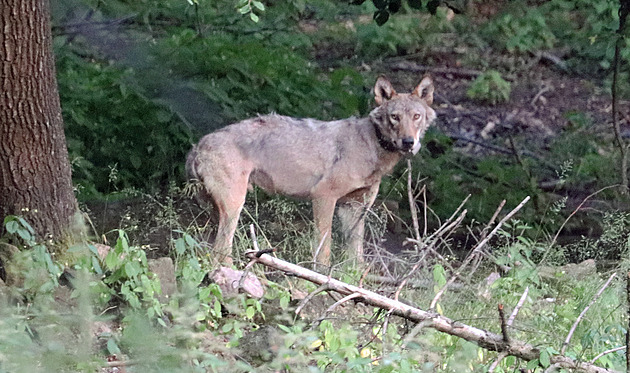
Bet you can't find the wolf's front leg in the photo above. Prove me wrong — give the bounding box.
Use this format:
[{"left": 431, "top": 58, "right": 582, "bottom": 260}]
[
  {"left": 312, "top": 198, "right": 337, "bottom": 269},
  {"left": 337, "top": 184, "right": 379, "bottom": 264}
]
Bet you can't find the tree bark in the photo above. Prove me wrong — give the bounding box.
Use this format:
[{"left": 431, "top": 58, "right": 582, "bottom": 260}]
[{"left": 0, "top": 0, "right": 79, "bottom": 240}]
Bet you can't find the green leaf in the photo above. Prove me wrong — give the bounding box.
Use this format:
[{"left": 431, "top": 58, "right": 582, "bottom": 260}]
[
  {"left": 105, "top": 250, "right": 119, "bottom": 270},
  {"left": 249, "top": 12, "right": 259, "bottom": 22},
  {"left": 407, "top": 0, "right": 423, "bottom": 9},
  {"left": 175, "top": 238, "right": 187, "bottom": 255},
  {"left": 427, "top": 0, "right": 440, "bottom": 14},
  {"left": 92, "top": 255, "right": 103, "bottom": 275},
  {"left": 17, "top": 226, "right": 32, "bottom": 242},
  {"left": 252, "top": 1, "right": 265, "bottom": 11},
  {"left": 388, "top": 0, "right": 402, "bottom": 13},
  {"left": 17, "top": 217, "right": 34, "bottom": 234},
  {"left": 373, "top": 9, "right": 390, "bottom": 26},
  {"left": 5, "top": 220, "right": 19, "bottom": 234},
  {"left": 280, "top": 294, "right": 290, "bottom": 309},
  {"left": 539, "top": 349, "right": 551, "bottom": 367},
  {"left": 246, "top": 306, "right": 255, "bottom": 319},
  {"left": 214, "top": 299, "right": 222, "bottom": 317},
  {"left": 238, "top": 5, "right": 250, "bottom": 14},
  {"left": 107, "top": 338, "right": 121, "bottom": 355},
  {"left": 125, "top": 261, "right": 141, "bottom": 278},
  {"left": 526, "top": 359, "right": 540, "bottom": 370},
  {"left": 372, "top": 0, "right": 388, "bottom": 10}
]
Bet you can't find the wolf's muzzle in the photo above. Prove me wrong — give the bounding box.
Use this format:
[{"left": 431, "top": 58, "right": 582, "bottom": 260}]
[{"left": 401, "top": 137, "right": 415, "bottom": 151}]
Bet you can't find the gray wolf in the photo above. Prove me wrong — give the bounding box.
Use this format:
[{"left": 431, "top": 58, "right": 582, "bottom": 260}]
[{"left": 186, "top": 76, "right": 436, "bottom": 267}]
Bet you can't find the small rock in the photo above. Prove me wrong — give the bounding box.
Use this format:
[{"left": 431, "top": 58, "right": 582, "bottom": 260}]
[
  {"left": 239, "top": 325, "right": 281, "bottom": 365},
  {"left": 539, "top": 259, "right": 597, "bottom": 282},
  {"left": 210, "top": 267, "right": 264, "bottom": 298}
]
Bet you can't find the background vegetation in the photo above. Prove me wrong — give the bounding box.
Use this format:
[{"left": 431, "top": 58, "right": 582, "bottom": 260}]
[{"left": 1, "top": 0, "right": 629, "bottom": 371}]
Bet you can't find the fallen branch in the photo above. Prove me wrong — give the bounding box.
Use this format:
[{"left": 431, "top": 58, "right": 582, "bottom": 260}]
[{"left": 244, "top": 251, "right": 619, "bottom": 373}]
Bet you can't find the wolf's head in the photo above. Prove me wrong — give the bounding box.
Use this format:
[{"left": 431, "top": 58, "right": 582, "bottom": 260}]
[{"left": 369, "top": 76, "right": 436, "bottom": 155}]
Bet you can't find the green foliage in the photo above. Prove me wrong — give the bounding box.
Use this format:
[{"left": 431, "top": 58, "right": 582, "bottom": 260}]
[
  {"left": 481, "top": 6, "right": 556, "bottom": 53},
  {"left": 154, "top": 29, "right": 366, "bottom": 122},
  {"left": 101, "top": 231, "right": 165, "bottom": 319},
  {"left": 57, "top": 52, "right": 192, "bottom": 198},
  {"left": 466, "top": 70, "right": 511, "bottom": 105}
]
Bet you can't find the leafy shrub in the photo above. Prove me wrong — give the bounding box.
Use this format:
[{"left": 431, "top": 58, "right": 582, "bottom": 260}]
[
  {"left": 466, "top": 70, "right": 511, "bottom": 105},
  {"left": 482, "top": 7, "right": 556, "bottom": 53},
  {"left": 154, "top": 30, "right": 366, "bottom": 122},
  {"left": 56, "top": 52, "right": 193, "bottom": 198}
]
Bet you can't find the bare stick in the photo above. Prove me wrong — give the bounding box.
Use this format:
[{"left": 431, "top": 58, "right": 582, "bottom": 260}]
[
  {"left": 358, "top": 262, "right": 372, "bottom": 288},
  {"left": 425, "top": 194, "right": 470, "bottom": 242},
  {"left": 246, "top": 251, "right": 618, "bottom": 373},
  {"left": 469, "top": 199, "right": 505, "bottom": 278},
  {"left": 480, "top": 200, "right": 506, "bottom": 241},
  {"left": 311, "top": 231, "right": 328, "bottom": 267},
  {"left": 488, "top": 351, "right": 508, "bottom": 373},
  {"left": 407, "top": 159, "right": 421, "bottom": 241},
  {"left": 313, "top": 293, "right": 362, "bottom": 326},
  {"left": 560, "top": 272, "right": 617, "bottom": 355},
  {"left": 249, "top": 224, "right": 260, "bottom": 252},
  {"left": 591, "top": 346, "right": 626, "bottom": 364},
  {"left": 238, "top": 225, "right": 263, "bottom": 290},
  {"left": 295, "top": 283, "right": 330, "bottom": 317},
  {"left": 421, "top": 181, "right": 428, "bottom": 237},
  {"left": 507, "top": 286, "right": 529, "bottom": 327}
]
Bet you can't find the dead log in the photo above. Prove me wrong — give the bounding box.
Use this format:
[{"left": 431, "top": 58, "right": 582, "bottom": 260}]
[{"left": 245, "top": 251, "right": 620, "bottom": 373}]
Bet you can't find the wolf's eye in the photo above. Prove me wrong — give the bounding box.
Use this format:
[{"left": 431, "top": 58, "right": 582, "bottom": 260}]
[
  {"left": 413, "top": 114, "right": 421, "bottom": 120},
  {"left": 390, "top": 114, "right": 400, "bottom": 122}
]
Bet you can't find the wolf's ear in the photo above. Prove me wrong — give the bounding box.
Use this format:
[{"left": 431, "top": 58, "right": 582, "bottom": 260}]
[
  {"left": 412, "top": 76, "right": 434, "bottom": 105},
  {"left": 374, "top": 76, "right": 397, "bottom": 105}
]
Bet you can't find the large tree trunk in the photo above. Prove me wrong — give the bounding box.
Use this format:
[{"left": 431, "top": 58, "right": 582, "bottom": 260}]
[{"left": 0, "top": 0, "right": 79, "bottom": 241}]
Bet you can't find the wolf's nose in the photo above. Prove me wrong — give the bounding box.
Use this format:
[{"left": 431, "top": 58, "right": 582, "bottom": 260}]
[{"left": 401, "top": 137, "right": 414, "bottom": 150}]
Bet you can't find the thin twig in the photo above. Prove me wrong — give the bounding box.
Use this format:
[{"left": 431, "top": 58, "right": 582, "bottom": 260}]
[
  {"left": 591, "top": 346, "right": 626, "bottom": 364},
  {"left": 407, "top": 159, "right": 421, "bottom": 241},
  {"left": 425, "top": 195, "right": 470, "bottom": 242},
  {"left": 312, "top": 293, "right": 362, "bottom": 326},
  {"left": 238, "top": 225, "right": 262, "bottom": 290},
  {"left": 507, "top": 286, "right": 529, "bottom": 327},
  {"left": 488, "top": 351, "right": 508, "bottom": 373},
  {"left": 481, "top": 200, "right": 506, "bottom": 241},
  {"left": 312, "top": 231, "right": 328, "bottom": 268},
  {"left": 560, "top": 272, "right": 617, "bottom": 355},
  {"left": 295, "top": 284, "right": 330, "bottom": 317},
  {"left": 401, "top": 320, "right": 432, "bottom": 349},
  {"left": 358, "top": 262, "right": 372, "bottom": 288}
]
